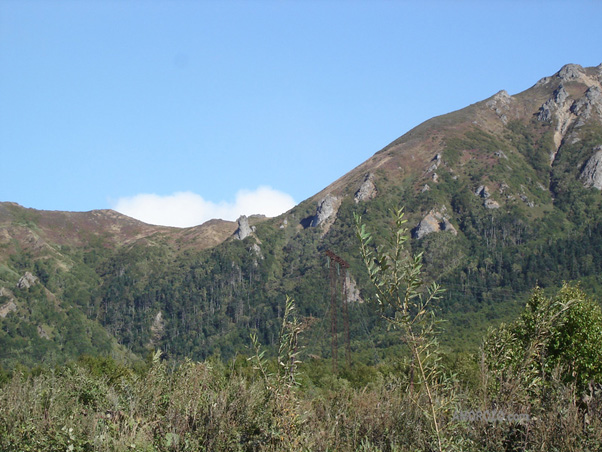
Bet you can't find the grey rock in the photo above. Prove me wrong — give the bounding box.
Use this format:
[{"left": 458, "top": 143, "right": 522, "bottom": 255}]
[
  {"left": 475, "top": 185, "right": 491, "bottom": 199},
  {"left": 538, "top": 85, "right": 571, "bottom": 122},
  {"left": 413, "top": 210, "right": 458, "bottom": 239},
  {"left": 557, "top": 64, "right": 585, "bottom": 81},
  {"left": 354, "top": 173, "right": 377, "bottom": 203},
  {"left": 234, "top": 215, "right": 253, "bottom": 240},
  {"left": 421, "top": 184, "right": 431, "bottom": 193},
  {"left": 0, "top": 301, "right": 17, "bottom": 318},
  {"left": 555, "top": 85, "right": 569, "bottom": 105},
  {"left": 494, "top": 150, "right": 508, "bottom": 160},
  {"left": 484, "top": 199, "right": 500, "bottom": 209},
  {"left": 426, "top": 154, "right": 442, "bottom": 173},
  {"left": 345, "top": 273, "right": 364, "bottom": 304},
  {"left": 17, "top": 272, "right": 37, "bottom": 290},
  {"left": 250, "top": 243, "right": 263, "bottom": 260},
  {"left": 571, "top": 86, "right": 602, "bottom": 123},
  {"left": 580, "top": 149, "right": 602, "bottom": 189},
  {"left": 486, "top": 90, "right": 513, "bottom": 124},
  {"left": 311, "top": 194, "right": 339, "bottom": 228},
  {"left": 538, "top": 100, "right": 553, "bottom": 122}
]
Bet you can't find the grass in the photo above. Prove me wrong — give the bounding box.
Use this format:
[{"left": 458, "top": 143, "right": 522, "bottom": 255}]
[{"left": 0, "top": 351, "right": 601, "bottom": 452}]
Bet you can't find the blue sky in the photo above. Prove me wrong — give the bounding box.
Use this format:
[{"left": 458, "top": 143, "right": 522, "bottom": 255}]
[{"left": 1, "top": 1, "right": 601, "bottom": 227}]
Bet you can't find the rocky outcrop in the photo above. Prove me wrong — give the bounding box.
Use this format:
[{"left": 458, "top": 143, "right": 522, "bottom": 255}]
[
  {"left": 484, "top": 199, "right": 500, "bottom": 209},
  {"left": 557, "top": 64, "right": 585, "bottom": 81},
  {"left": 0, "top": 287, "right": 17, "bottom": 318},
  {"left": 486, "top": 90, "right": 514, "bottom": 124},
  {"left": 475, "top": 185, "right": 491, "bottom": 199},
  {"left": 426, "top": 154, "right": 441, "bottom": 173},
  {"left": 580, "top": 147, "right": 602, "bottom": 189},
  {"left": 345, "top": 273, "right": 363, "bottom": 304},
  {"left": 234, "top": 215, "right": 254, "bottom": 240},
  {"left": 474, "top": 185, "right": 500, "bottom": 208},
  {"left": 310, "top": 194, "right": 339, "bottom": 228},
  {"left": 571, "top": 86, "right": 602, "bottom": 126},
  {"left": 412, "top": 209, "right": 457, "bottom": 239},
  {"left": 538, "top": 84, "right": 577, "bottom": 162},
  {"left": 354, "top": 173, "right": 377, "bottom": 203},
  {"left": 17, "top": 272, "right": 37, "bottom": 290},
  {"left": 0, "top": 300, "right": 17, "bottom": 318},
  {"left": 250, "top": 243, "right": 263, "bottom": 260},
  {"left": 538, "top": 85, "right": 570, "bottom": 122},
  {"left": 536, "top": 65, "right": 602, "bottom": 163},
  {"left": 0, "top": 285, "right": 17, "bottom": 319}
]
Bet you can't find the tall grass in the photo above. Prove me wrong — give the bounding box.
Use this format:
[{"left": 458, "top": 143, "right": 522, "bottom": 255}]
[{"left": 1, "top": 350, "right": 601, "bottom": 451}]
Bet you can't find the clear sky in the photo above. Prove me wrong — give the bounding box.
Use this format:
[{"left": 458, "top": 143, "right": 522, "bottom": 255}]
[{"left": 1, "top": 0, "right": 601, "bottom": 227}]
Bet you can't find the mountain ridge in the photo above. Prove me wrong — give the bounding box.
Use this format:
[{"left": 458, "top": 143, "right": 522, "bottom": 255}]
[{"left": 2, "top": 63, "right": 602, "bottom": 368}]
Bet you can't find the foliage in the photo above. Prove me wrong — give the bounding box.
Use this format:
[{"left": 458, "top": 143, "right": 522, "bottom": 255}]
[
  {"left": 355, "top": 207, "right": 454, "bottom": 452},
  {"left": 484, "top": 283, "right": 602, "bottom": 399}
]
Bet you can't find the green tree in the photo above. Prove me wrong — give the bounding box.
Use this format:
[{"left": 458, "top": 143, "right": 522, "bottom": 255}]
[
  {"left": 484, "top": 283, "right": 602, "bottom": 400},
  {"left": 355, "top": 207, "right": 452, "bottom": 452}
]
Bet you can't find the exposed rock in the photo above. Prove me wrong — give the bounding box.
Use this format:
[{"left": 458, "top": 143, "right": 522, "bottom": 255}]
[
  {"left": 0, "top": 300, "right": 17, "bottom": 318},
  {"left": 250, "top": 243, "right": 263, "bottom": 260},
  {"left": 413, "top": 210, "right": 458, "bottom": 239},
  {"left": 234, "top": 215, "right": 253, "bottom": 240},
  {"left": 580, "top": 148, "right": 602, "bottom": 189},
  {"left": 426, "top": 154, "right": 442, "bottom": 173},
  {"left": 426, "top": 155, "right": 442, "bottom": 174},
  {"left": 494, "top": 150, "right": 508, "bottom": 160},
  {"left": 345, "top": 273, "right": 363, "bottom": 304},
  {"left": 538, "top": 84, "right": 580, "bottom": 162},
  {"left": 17, "top": 272, "right": 37, "bottom": 290},
  {"left": 499, "top": 182, "right": 509, "bottom": 194},
  {"left": 571, "top": 86, "right": 602, "bottom": 126},
  {"left": 310, "top": 194, "right": 339, "bottom": 228},
  {"left": 475, "top": 185, "right": 491, "bottom": 199},
  {"left": 486, "top": 90, "right": 514, "bottom": 124},
  {"left": 538, "top": 85, "right": 570, "bottom": 122},
  {"left": 555, "top": 84, "right": 569, "bottom": 105},
  {"left": 431, "top": 173, "right": 439, "bottom": 183},
  {"left": 557, "top": 64, "right": 585, "bottom": 81},
  {"left": 354, "top": 173, "right": 377, "bottom": 203},
  {"left": 421, "top": 184, "right": 431, "bottom": 193},
  {"left": 484, "top": 199, "right": 500, "bottom": 209},
  {"left": 279, "top": 218, "right": 288, "bottom": 229}
]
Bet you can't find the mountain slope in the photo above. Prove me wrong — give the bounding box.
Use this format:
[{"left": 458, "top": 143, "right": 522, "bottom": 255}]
[{"left": 2, "top": 63, "right": 602, "bottom": 368}]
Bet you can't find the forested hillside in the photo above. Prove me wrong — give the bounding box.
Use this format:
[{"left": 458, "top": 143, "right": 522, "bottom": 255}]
[{"left": 2, "top": 63, "right": 602, "bottom": 370}]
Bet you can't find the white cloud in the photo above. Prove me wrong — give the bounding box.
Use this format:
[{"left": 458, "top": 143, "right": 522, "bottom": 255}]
[{"left": 111, "top": 187, "right": 296, "bottom": 228}]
